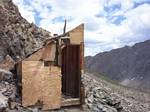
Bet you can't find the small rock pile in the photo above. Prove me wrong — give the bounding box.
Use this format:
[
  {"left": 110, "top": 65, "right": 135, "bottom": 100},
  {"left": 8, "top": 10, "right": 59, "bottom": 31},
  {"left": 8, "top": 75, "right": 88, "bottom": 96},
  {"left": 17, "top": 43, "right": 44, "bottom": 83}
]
[
  {"left": 82, "top": 74, "right": 123, "bottom": 112},
  {"left": 82, "top": 73, "right": 150, "bottom": 112},
  {"left": 0, "top": 69, "right": 17, "bottom": 112}
]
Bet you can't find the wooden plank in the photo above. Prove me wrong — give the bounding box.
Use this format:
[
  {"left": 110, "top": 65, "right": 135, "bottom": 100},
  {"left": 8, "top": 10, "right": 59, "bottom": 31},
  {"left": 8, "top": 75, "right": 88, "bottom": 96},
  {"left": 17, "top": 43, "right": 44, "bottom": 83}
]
[
  {"left": 16, "top": 62, "right": 22, "bottom": 93},
  {"left": 69, "top": 24, "right": 84, "bottom": 44},
  {"left": 16, "top": 62, "right": 22, "bottom": 82},
  {"left": 61, "top": 98, "right": 80, "bottom": 107},
  {"left": 42, "top": 66, "right": 61, "bottom": 110},
  {"left": 25, "top": 42, "right": 56, "bottom": 62},
  {"left": 42, "top": 42, "right": 56, "bottom": 61},
  {"left": 25, "top": 48, "right": 44, "bottom": 61},
  {"left": 22, "top": 61, "right": 61, "bottom": 110},
  {"left": 80, "top": 42, "right": 84, "bottom": 73}
]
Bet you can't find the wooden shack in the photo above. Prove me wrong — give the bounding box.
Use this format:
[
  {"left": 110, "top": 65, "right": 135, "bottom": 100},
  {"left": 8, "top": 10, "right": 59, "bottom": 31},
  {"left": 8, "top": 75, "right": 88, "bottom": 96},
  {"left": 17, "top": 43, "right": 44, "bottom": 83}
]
[{"left": 16, "top": 24, "right": 84, "bottom": 110}]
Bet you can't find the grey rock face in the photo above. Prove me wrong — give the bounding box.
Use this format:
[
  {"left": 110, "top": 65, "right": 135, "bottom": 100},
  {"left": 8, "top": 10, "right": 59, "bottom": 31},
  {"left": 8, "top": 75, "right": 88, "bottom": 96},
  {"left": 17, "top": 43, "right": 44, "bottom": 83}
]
[
  {"left": 85, "top": 40, "right": 150, "bottom": 90},
  {"left": 0, "top": 0, "right": 51, "bottom": 65}
]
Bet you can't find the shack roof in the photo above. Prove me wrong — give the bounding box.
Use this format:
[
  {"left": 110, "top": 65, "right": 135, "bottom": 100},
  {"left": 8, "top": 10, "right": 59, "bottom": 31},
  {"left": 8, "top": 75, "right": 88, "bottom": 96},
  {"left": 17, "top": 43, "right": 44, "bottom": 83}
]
[
  {"left": 45, "top": 23, "right": 84, "bottom": 43},
  {"left": 17, "top": 23, "right": 84, "bottom": 63}
]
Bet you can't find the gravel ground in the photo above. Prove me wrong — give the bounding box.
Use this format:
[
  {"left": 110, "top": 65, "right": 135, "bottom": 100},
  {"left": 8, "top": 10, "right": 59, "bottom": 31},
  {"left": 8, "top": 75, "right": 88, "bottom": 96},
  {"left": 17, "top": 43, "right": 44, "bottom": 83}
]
[{"left": 1, "top": 73, "right": 150, "bottom": 112}]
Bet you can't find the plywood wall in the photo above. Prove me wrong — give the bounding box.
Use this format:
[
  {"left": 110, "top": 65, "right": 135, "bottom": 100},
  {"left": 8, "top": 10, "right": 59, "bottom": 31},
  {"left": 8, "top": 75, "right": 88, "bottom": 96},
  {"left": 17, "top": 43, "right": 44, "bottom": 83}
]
[
  {"left": 25, "top": 42, "right": 56, "bottom": 62},
  {"left": 69, "top": 24, "right": 84, "bottom": 44},
  {"left": 22, "top": 61, "right": 61, "bottom": 110}
]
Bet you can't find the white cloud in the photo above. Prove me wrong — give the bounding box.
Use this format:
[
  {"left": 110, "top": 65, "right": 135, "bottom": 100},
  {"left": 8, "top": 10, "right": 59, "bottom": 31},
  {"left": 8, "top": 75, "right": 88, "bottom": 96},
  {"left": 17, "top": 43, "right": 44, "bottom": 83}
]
[
  {"left": 13, "top": 0, "right": 35, "bottom": 23},
  {"left": 12, "top": 0, "right": 150, "bottom": 56}
]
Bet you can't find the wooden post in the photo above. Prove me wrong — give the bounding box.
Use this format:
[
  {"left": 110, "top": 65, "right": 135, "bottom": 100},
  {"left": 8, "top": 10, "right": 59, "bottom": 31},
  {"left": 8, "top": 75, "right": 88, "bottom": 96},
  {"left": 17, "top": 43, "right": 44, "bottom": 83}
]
[{"left": 63, "top": 19, "right": 67, "bottom": 34}]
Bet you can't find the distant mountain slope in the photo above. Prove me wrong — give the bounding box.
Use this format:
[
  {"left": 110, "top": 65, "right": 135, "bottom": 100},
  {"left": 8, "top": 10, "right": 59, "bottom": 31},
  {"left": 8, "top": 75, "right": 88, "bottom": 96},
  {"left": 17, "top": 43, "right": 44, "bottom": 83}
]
[{"left": 85, "top": 40, "right": 150, "bottom": 90}]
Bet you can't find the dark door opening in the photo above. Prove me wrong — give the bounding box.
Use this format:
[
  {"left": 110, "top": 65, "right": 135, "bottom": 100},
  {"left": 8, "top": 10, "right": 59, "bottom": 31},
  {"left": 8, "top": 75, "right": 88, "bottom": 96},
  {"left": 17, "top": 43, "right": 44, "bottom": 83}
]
[{"left": 62, "top": 45, "right": 81, "bottom": 98}]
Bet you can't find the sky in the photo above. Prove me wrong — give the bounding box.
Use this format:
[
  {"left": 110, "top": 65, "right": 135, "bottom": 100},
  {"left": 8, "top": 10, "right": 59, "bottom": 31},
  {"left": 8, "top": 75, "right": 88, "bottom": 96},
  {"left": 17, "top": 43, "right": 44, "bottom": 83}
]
[{"left": 12, "top": 0, "right": 150, "bottom": 56}]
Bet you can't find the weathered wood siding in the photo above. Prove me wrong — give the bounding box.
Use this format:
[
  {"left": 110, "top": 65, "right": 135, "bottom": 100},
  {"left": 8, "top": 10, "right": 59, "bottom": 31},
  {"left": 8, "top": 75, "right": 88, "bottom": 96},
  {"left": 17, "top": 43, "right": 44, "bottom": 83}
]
[
  {"left": 22, "top": 61, "right": 61, "bottom": 110},
  {"left": 69, "top": 24, "right": 84, "bottom": 44},
  {"left": 25, "top": 42, "right": 56, "bottom": 62}
]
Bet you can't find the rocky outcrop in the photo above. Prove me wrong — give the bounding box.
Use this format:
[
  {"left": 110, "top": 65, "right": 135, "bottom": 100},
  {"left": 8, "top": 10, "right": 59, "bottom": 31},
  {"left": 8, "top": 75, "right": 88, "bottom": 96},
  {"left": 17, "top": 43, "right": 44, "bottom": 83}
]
[
  {"left": 85, "top": 40, "right": 150, "bottom": 90},
  {"left": 83, "top": 74, "right": 123, "bottom": 112},
  {"left": 0, "top": 0, "right": 52, "bottom": 111},
  {"left": 83, "top": 73, "right": 150, "bottom": 112},
  {"left": 0, "top": 0, "right": 51, "bottom": 70}
]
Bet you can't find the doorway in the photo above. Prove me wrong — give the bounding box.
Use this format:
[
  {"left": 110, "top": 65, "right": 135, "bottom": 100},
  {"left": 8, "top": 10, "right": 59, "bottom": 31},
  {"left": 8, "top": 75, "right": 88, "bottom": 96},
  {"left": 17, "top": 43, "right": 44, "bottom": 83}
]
[{"left": 61, "top": 45, "right": 81, "bottom": 98}]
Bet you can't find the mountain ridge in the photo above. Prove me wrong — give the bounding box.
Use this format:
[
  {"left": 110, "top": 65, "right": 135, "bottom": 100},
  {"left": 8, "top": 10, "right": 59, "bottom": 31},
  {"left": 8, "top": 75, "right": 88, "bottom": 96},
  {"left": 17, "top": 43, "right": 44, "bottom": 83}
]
[{"left": 85, "top": 39, "right": 150, "bottom": 90}]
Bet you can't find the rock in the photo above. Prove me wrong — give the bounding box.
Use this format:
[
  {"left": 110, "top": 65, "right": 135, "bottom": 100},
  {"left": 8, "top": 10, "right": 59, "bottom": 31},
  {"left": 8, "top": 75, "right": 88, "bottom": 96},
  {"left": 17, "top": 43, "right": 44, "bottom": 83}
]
[
  {"left": 114, "top": 102, "right": 123, "bottom": 112},
  {"left": 93, "top": 92, "right": 100, "bottom": 98},
  {"left": 0, "top": 81, "right": 17, "bottom": 103},
  {"left": 0, "top": 93, "right": 8, "bottom": 109},
  {"left": 0, "top": 55, "right": 15, "bottom": 71},
  {"left": 92, "top": 106, "right": 102, "bottom": 112},
  {"left": 28, "top": 107, "right": 40, "bottom": 112},
  {"left": 97, "top": 104, "right": 103, "bottom": 110},
  {"left": 87, "top": 94, "right": 94, "bottom": 103},
  {"left": 9, "top": 101, "right": 19, "bottom": 109},
  {"left": 0, "top": 69, "right": 13, "bottom": 82},
  {"left": 0, "top": 0, "right": 11, "bottom": 4},
  {"left": 102, "top": 106, "right": 117, "bottom": 112},
  {"left": 2, "top": 84, "right": 16, "bottom": 100}
]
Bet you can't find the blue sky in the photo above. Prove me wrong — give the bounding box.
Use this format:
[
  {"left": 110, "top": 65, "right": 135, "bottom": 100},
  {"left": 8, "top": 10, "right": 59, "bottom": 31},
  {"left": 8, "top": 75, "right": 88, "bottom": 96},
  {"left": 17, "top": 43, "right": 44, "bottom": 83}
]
[{"left": 13, "top": 0, "right": 150, "bottom": 56}]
